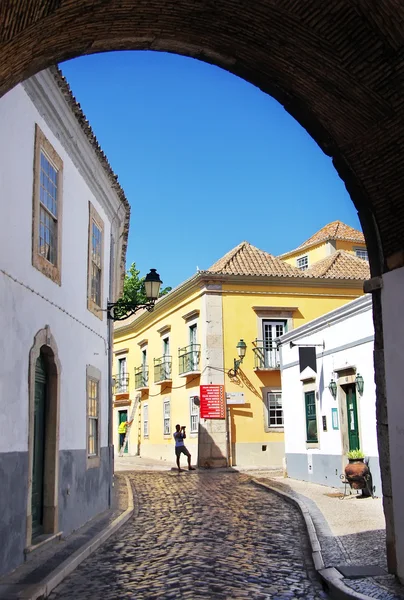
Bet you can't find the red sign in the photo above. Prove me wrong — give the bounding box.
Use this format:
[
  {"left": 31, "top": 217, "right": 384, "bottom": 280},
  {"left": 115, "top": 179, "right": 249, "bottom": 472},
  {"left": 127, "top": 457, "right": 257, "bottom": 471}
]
[{"left": 200, "top": 385, "right": 226, "bottom": 419}]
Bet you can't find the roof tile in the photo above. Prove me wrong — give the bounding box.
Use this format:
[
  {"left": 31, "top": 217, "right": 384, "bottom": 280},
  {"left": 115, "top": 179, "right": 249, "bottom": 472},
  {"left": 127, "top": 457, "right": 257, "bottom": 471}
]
[
  {"left": 207, "top": 242, "right": 309, "bottom": 277},
  {"left": 305, "top": 250, "right": 370, "bottom": 279},
  {"left": 296, "top": 221, "right": 365, "bottom": 250}
]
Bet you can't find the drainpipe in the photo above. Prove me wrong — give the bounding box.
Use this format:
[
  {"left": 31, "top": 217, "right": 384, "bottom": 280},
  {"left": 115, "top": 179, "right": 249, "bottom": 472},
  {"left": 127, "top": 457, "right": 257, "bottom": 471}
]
[{"left": 107, "top": 233, "right": 115, "bottom": 508}]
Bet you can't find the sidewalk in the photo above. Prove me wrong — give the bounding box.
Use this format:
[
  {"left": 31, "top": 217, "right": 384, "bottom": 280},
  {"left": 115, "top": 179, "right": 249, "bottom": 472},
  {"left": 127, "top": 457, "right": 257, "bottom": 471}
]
[
  {"left": 248, "top": 471, "right": 404, "bottom": 600},
  {"left": 0, "top": 473, "right": 133, "bottom": 600}
]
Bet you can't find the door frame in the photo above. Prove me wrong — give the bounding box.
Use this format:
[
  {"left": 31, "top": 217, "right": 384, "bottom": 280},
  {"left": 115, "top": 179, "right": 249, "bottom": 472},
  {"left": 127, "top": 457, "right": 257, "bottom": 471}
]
[
  {"left": 27, "top": 326, "right": 60, "bottom": 546},
  {"left": 337, "top": 369, "right": 362, "bottom": 456}
]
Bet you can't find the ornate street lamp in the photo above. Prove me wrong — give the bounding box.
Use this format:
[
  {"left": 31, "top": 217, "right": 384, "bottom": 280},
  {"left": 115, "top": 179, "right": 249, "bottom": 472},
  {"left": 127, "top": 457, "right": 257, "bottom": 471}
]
[
  {"left": 355, "top": 373, "right": 364, "bottom": 396},
  {"left": 107, "top": 268, "right": 162, "bottom": 321},
  {"left": 328, "top": 378, "right": 337, "bottom": 399},
  {"left": 232, "top": 339, "right": 247, "bottom": 375}
]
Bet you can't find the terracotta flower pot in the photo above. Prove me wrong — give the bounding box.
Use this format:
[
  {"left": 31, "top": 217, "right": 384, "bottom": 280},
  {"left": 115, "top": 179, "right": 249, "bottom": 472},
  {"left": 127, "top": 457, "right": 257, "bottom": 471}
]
[{"left": 345, "top": 458, "right": 369, "bottom": 489}]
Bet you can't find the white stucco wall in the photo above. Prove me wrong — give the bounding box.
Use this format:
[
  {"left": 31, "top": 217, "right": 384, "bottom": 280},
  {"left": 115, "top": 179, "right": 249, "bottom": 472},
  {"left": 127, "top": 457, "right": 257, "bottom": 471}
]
[
  {"left": 382, "top": 266, "right": 404, "bottom": 581},
  {"left": 0, "top": 76, "right": 123, "bottom": 454},
  {"left": 280, "top": 296, "right": 377, "bottom": 462}
]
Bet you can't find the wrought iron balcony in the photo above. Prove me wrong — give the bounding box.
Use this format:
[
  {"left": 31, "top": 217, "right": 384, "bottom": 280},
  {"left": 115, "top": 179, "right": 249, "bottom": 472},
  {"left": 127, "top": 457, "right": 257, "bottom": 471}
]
[
  {"left": 178, "top": 344, "right": 201, "bottom": 375},
  {"left": 113, "top": 373, "right": 129, "bottom": 394},
  {"left": 134, "top": 366, "right": 149, "bottom": 390},
  {"left": 154, "top": 356, "right": 172, "bottom": 383},
  {"left": 253, "top": 340, "right": 280, "bottom": 370}
]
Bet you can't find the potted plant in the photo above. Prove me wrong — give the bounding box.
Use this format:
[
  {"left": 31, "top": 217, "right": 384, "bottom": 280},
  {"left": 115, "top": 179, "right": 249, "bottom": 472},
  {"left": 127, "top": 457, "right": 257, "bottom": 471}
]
[{"left": 345, "top": 449, "right": 369, "bottom": 490}]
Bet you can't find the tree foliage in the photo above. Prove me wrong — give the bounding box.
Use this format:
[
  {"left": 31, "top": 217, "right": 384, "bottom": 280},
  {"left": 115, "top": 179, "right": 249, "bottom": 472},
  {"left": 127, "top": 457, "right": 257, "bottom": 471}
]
[{"left": 113, "top": 262, "right": 172, "bottom": 320}]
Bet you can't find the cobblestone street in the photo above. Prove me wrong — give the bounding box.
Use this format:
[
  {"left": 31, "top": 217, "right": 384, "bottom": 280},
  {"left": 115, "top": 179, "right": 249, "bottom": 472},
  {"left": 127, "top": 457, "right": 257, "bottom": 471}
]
[{"left": 49, "top": 472, "right": 327, "bottom": 600}]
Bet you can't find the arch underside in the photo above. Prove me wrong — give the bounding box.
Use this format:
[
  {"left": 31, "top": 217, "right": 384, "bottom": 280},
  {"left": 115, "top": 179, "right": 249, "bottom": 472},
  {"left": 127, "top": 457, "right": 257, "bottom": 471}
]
[{"left": 1, "top": 1, "right": 404, "bottom": 273}]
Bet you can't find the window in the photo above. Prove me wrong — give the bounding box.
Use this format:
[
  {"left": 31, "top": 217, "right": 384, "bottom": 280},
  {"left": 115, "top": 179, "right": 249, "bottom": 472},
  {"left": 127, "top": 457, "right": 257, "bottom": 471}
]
[
  {"left": 87, "top": 203, "right": 104, "bottom": 318},
  {"left": 297, "top": 255, "right": 309, "bottom": 270},
  {"left": 305, "top": 391, "right": 318, "bottom": 443},
  {"left": 117, "top": 357, "right": 128, "bottom": 392},
  {"left": 32, "top": 125, "right": 63, "bottom": 284},
  {"left": 355, "top": 248, "right": 368, "bottom": 261},
  {"left": 163, "top": 337, "right": 170, "bottom": 378},
  {"left": 266, "top": 392, "right": 283, "bottom": 427},
  {"left": 262, "top": 320, "right": 284, "bottom": 368},
  {"left": 143, "top": 404, "right": 149, "bottom": 437},
  {"left": 86, "top": 365, "right": 101, "bottom": 468},
  {"left": 163, "top": 399, "right": 171, "bottom": 435},
  {"left": 190, "top": 396, "right": 199, "bottom": 433}
]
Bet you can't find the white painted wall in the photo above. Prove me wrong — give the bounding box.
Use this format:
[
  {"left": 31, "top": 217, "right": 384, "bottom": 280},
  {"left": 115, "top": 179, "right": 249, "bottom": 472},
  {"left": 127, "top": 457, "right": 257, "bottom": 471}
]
[
  {"left": 0, "top": 73, "right": 125, "bottom": 454},
  {"left": 280, "top": 296, "right": 377, "bottom": 460},
  {"left": 382, "top": 266, "right": 404, "bottom": 582}
]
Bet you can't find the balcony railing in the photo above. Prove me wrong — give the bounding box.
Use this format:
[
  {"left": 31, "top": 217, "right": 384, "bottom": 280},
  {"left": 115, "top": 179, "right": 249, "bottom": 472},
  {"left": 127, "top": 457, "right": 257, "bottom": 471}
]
[
  {"left": 253, "top": 340, "right": 280, "bottom": 370},
  {"left": 134, "top": 365, "right": 149, "bottom": 389},
  {"left": 154, "top": 356, "right": 172, "bottom": 383},
  {"left": 178, "top": 344, "right": 201, "bottom": 375},
  {"left": 113, "top": 373, "right": 129, "bottom": 394}
]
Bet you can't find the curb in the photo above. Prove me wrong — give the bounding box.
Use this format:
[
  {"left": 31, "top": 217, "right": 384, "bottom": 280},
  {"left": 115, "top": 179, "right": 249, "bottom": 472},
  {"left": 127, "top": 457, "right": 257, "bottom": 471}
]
[
  {"left": 21, "top": 476, "right": 134, "bottom": 600},
  {"left": 250, "top": 479, "right": 373, "bottom": 600}
]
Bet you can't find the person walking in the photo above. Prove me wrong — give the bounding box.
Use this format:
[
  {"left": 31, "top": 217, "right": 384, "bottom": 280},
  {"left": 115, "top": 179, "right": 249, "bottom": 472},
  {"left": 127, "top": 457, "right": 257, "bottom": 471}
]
[{"left": 173, "top": 424, "right": 195, "bottom": 472}]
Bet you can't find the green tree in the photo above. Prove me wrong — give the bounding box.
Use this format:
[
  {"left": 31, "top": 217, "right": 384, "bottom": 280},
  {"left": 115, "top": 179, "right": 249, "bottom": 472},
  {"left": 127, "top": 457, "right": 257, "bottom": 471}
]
[{"left": 113, "top": 262, "right": 171, "bottom": 320}]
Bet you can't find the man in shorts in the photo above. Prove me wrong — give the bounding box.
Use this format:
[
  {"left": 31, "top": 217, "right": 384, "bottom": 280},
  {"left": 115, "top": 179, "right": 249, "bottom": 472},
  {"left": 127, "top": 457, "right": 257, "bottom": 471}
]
[{"left": 173, "top": 424, "right": 196, "bottom": 472}]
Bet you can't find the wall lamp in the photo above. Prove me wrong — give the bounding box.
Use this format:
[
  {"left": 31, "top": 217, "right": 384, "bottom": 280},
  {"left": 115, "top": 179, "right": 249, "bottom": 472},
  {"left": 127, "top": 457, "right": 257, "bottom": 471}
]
[
  {"left": 230, "top": 339, "right": 247, "bottom": 376},
  {"left": 328, "top": 379, "right": 337, "bottom": 399},
  {"left": 355, "top": 373, "right": 364, "bottom": 396},
  {"left": 107, "top": 268, "right": 162, "bottom": 321}
]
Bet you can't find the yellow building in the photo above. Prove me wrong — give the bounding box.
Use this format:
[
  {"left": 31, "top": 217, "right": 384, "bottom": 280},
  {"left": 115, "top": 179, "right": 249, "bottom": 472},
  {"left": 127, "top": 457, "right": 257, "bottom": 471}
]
[{"left": 113, "top": 222, "right": 369, "bottom": 468}]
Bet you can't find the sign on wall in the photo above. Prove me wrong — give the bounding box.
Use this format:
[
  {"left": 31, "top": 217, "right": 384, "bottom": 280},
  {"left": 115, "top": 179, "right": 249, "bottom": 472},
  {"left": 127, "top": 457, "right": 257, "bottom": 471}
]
[
  {"left": 200, "top": 385, "right": 225, "bottom": 419},
  {"left": 226, "top": 392, "right": 245, "bottom": 405}
]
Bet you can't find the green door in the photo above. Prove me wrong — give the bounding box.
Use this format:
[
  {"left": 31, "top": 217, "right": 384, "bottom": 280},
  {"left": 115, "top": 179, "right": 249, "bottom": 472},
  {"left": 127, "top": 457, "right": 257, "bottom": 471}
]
[
  {"left": 32, "top": 355, "right": 47, "bottom": 537},
  {"left": 346, "top": 384, "right": 360, "bottom": 451},
  {"left": 119, "top": 410, "right": 128, "bottom": 454}
]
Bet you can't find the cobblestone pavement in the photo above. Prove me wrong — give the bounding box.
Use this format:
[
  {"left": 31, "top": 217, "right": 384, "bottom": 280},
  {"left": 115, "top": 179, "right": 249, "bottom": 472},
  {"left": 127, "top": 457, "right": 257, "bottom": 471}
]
[{"left": 50, "top": 471, "right": 327, "bottom": 600}]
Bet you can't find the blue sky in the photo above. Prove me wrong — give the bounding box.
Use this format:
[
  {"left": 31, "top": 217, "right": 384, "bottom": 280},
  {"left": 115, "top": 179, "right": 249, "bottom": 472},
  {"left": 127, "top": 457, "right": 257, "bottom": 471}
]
[{"left": 61, "top": 51, "right": 360, "bottom": 290}]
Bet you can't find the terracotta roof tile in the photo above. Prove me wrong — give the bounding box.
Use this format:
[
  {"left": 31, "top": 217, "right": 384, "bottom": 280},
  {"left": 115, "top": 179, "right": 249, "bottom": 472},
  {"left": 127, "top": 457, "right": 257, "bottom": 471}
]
[
  {"left": 305, "top": 250, "right": 370, "bottom": 279},
  {"left": 296, "top": 221, "right": 365, "bottom": 250},
  {"left": 207, "top": 242, "right": 306, "bottom": 277}
]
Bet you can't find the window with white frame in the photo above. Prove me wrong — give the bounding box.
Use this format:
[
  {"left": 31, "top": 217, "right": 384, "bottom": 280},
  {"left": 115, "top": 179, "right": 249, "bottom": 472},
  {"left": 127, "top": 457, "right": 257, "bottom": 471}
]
[
  {"left": 143, "top": 403, "right": 149, "bottom": 437},
  {"left": 297, "top": 255, "right": 309, "bottom": 270},
  {"left": 190, "top": 396, "right": 199, "bottom": 433},
  {"left": 266, "top": 391, "right": 283, "bottom": 427},
  {"left": 163, "top": 399, "right": 171, "bottom": 435},
  {"left": 355, "top": 247, "right": 368, "bottom": 261}
]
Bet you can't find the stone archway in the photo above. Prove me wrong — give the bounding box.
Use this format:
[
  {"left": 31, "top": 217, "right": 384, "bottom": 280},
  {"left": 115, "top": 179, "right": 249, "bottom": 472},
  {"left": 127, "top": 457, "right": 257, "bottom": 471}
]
[
  {"left": 1, "top": 0, "right": 403, "bottom": 578},
  {"left": 27, "top": 326, "right": 61, "bottom": 546}
]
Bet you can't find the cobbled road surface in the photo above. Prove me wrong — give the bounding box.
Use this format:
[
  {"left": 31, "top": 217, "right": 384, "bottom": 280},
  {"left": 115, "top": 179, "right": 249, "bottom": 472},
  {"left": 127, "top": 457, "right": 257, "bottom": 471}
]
[{"left": 49, "top": 472, "right": 328, "bottom": 600}]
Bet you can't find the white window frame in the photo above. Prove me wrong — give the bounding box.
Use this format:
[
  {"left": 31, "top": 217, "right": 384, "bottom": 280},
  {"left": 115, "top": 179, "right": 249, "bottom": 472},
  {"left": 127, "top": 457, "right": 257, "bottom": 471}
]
[
  {"left": 190, "top": 396, "right": 199, "bottom": 433},
  {"left": 354, "top": 247, "right": 368, "bottom": 261},
  {"left": 296, "top": 255, "right": 309, "bottom": 270},
  {"left": 163, "top": 399, "right": 171, "bottom": 435},
  {"left": 143, "top": 403, "right": 149, "bottom": 438},
  {"left": 266, "top": 390, "right": 284, "bottom": 428}
]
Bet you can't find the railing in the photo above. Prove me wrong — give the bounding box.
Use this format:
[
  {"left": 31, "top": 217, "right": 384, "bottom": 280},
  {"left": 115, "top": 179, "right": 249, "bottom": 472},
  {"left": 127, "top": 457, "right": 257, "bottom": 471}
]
[
  {"left": 134, "top": 365, "right": 149, "bottom": 389},
  {"left": 154, "top": 356, "right": 172, "bottom": 383},
  {"left": 253, "top": 340, "right": 280, "bottom": 369},
  {"left": 178, "top": 344, "right": 201, "bottom": 375},
  {"left": 113, "top": 373, "right": 129, "bottom": 394}
]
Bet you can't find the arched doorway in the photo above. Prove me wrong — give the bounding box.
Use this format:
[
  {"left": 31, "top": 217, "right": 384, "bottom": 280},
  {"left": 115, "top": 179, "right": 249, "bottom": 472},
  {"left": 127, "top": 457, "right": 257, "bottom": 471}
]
[
  {"left": 1, "top": 0, "right": 404, "bottom": 579},
  {"left": 28, "top": 327, "right": 60, "bottom": 546}
]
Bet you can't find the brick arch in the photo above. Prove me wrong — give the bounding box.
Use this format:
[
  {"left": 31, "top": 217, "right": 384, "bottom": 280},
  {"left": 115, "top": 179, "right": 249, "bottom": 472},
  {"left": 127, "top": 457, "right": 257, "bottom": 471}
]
[
  {"left": 1, "top": 1, "right": 404, "bottom": 274},
  {"left": 0, "top": 0, "right": 402, "bottom": 576}
]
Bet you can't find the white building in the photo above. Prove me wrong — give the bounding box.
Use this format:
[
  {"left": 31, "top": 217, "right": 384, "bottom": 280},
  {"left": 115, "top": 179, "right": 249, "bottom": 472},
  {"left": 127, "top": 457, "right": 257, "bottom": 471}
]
[
  {"left": 0, "top": 67, "right": 129, "bottom": 576},
  {"left": 278, "top": 295, "right": 381, "bottom": 495}
]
